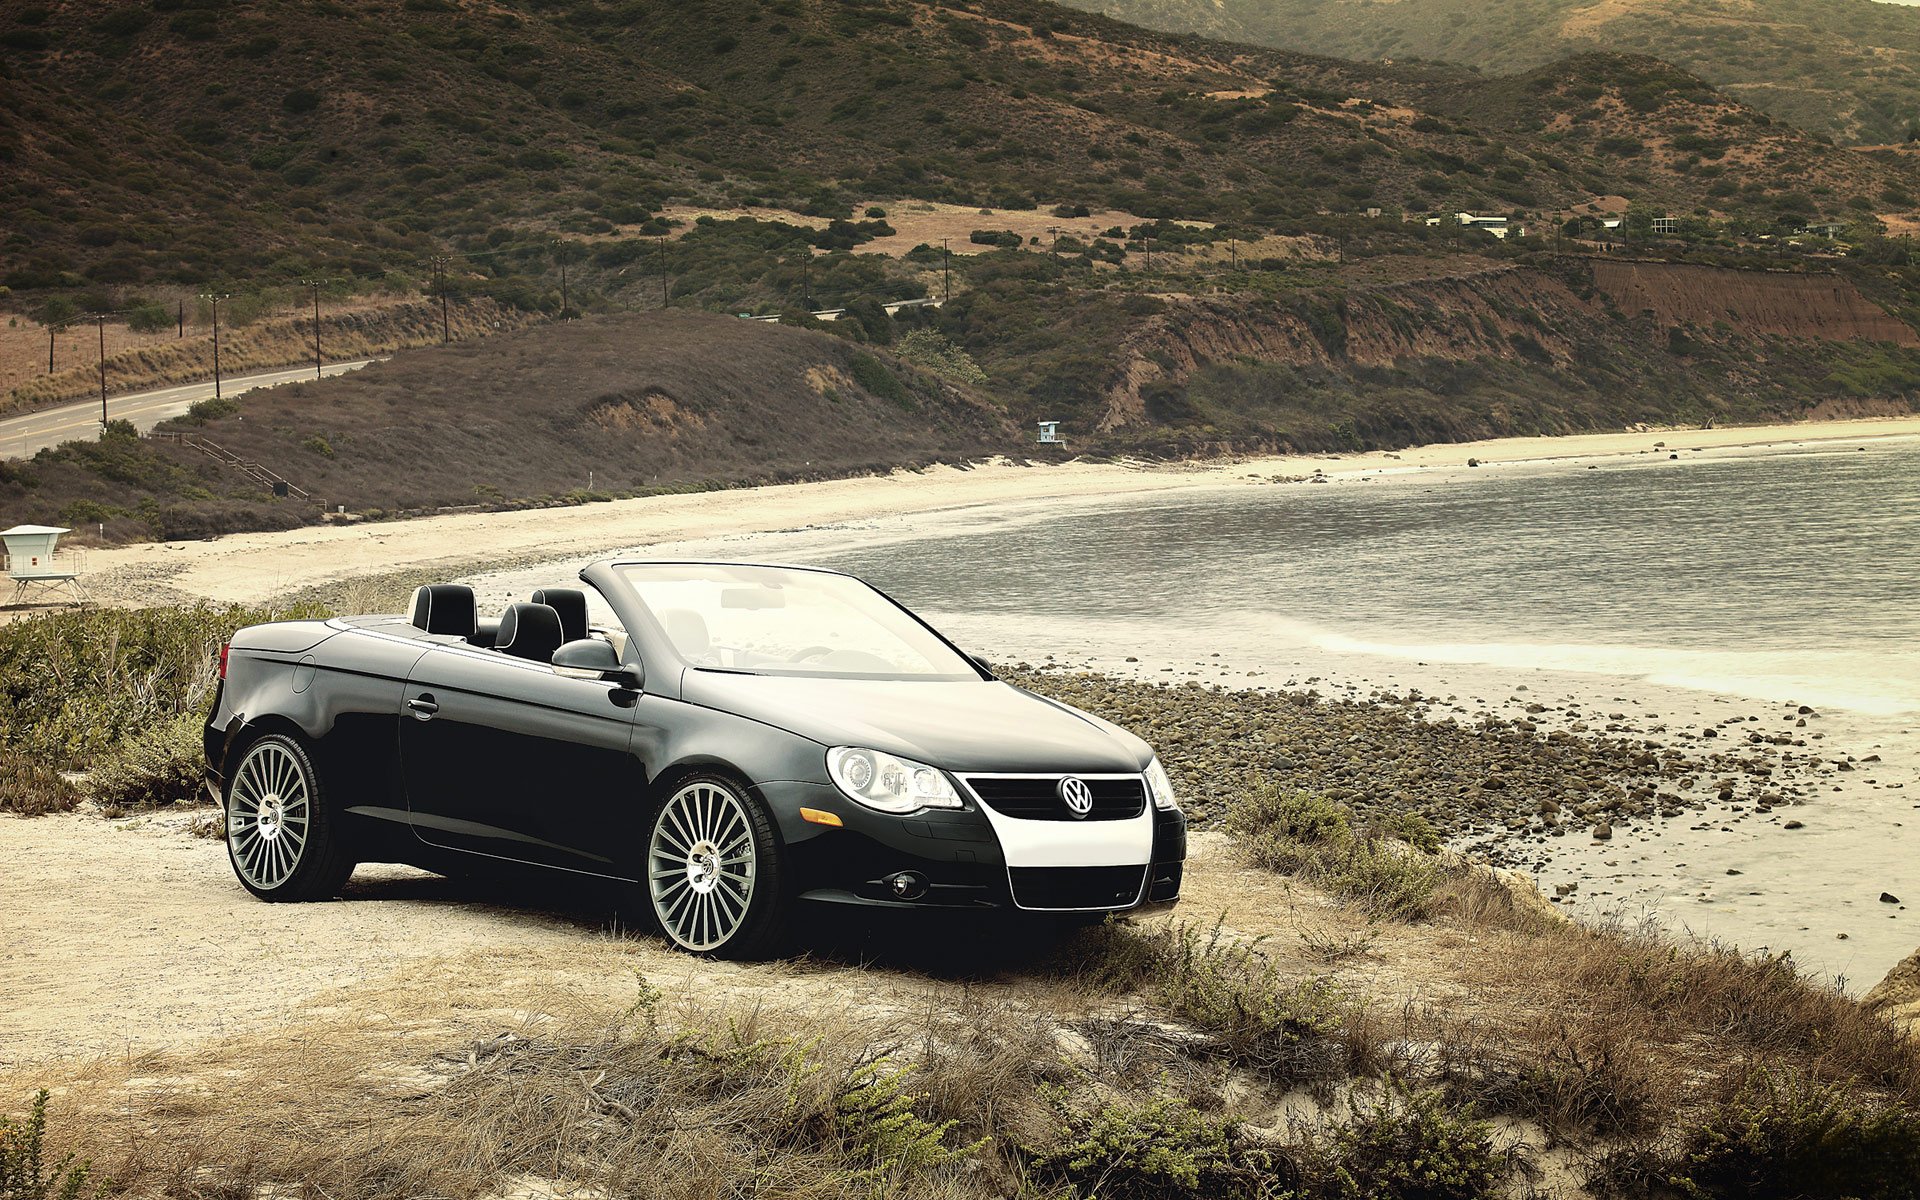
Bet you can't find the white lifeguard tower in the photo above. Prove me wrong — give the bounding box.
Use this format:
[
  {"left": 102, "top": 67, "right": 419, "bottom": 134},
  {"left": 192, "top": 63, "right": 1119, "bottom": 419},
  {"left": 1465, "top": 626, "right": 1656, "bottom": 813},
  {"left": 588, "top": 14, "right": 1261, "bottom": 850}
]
[
  {"left": 3, "top": 525, "right": 88, "bottom": 606},
  {"left": 1036, "top": 420, "right": 1063, "bottom": 445}
]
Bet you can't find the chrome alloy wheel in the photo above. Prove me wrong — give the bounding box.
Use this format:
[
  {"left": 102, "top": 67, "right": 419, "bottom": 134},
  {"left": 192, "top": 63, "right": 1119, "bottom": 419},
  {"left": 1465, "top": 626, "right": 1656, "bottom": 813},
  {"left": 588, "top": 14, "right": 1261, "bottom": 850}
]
[
  {"left": 228, "top": 738, "right": 313, "bottom": 891},
  {"left": 648, "top": 781, "right": 757, "bottom": 951}
]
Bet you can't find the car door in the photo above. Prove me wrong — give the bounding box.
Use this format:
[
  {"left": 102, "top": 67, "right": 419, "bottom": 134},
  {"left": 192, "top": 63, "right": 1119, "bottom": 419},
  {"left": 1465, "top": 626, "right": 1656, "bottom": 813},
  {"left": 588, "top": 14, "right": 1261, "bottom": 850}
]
[{"left": 398, "top": 641, "right": 645, "bottom": 876}]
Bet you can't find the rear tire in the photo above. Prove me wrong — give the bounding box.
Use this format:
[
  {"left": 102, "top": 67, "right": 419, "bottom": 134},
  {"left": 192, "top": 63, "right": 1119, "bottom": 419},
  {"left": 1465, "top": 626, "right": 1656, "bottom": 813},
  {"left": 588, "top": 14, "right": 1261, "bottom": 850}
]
[
  {"left": 225, "top": 733, "right": 356, "bottom": 902},
  {"left": 645, "top": 774, "right": 788, "bottom": 959}
]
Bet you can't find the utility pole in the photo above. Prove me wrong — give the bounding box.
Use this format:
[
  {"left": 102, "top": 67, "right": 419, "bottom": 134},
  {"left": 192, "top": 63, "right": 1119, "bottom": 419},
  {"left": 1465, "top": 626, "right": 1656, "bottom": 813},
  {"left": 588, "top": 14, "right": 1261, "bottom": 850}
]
[
  {"left": 302, "top": 278, "right": 324, "bottom": 379},
  {"left": 429, "top": 258, "right": 450, "bottom": 343},
  {"left": 941, "top": 238, "right": 950, "bottom": 302},
  {"left": 97, "top": 315, "right": 108, "bottom": 427},
  {"left": 659, "top": 235, "right": 669, "bottom": 308},
  {"left": 1229, "top": 236, "right": 1238, "bottom": 271},
  {"left": 1049, "top": 225, "right": 1059, "bottom": 262},
  {"left": 801, "top": 252, "right": 811, "bottom": 312},
  {"left": 200, "top": 293, "right": 229, "bottom": 400},
  {"left": 177, "top": 298, "right": 184, "bottom": 338},
  {"left": 46, "top": 323, "right": 54, "bottom": 374},
  {"left": 552, "top": 240, "right": 571, "bottom": 318}
]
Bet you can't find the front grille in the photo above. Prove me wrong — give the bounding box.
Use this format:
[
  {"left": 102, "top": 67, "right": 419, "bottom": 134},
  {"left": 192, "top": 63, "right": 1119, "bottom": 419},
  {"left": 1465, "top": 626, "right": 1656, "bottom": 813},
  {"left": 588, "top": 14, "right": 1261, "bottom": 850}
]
[
  {"left": 964, "top": 775, "right": 1146, "bottom": 822},
  {"left": 1008, "top": 865, "right": 1148, "bottom": 911}
]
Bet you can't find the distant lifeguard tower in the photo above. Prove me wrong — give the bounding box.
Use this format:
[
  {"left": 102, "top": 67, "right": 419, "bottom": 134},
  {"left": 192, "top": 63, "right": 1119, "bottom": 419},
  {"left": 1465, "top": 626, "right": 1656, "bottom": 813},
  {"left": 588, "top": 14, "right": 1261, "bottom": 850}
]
[
  {"left": 3, "top": 525, "right": 88, "bottom": 606},
  {"left": 1036, "top": 420, "right": 1064, "bottom": 446}
]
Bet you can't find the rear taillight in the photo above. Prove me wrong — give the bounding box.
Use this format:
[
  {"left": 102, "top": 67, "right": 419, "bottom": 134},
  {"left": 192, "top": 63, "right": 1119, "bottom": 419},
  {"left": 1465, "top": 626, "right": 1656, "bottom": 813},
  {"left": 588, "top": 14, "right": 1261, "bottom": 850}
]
[{"left": 218, "top": 643, "right": 230, "bottom": 679}]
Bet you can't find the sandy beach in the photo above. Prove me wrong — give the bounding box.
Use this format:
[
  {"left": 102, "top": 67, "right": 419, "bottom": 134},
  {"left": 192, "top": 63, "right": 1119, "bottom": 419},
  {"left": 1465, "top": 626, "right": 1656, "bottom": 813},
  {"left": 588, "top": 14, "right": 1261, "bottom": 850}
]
[{"left": 71, "top": 414, "right": 1920, "bottom": 609}]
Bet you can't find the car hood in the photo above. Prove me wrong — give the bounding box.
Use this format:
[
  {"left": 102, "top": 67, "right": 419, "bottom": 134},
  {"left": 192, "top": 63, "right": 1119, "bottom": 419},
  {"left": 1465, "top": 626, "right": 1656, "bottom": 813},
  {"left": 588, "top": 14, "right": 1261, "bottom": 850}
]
[{"left": 679, "top": 672, "right": 1147, "bottom": 773}]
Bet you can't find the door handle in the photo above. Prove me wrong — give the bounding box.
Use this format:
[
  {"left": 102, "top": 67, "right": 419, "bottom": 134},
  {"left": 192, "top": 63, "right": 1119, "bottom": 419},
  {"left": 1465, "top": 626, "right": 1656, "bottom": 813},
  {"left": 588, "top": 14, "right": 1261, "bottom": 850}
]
[{"left": 407, "top": 694, "right": 439, "bottom": 719}]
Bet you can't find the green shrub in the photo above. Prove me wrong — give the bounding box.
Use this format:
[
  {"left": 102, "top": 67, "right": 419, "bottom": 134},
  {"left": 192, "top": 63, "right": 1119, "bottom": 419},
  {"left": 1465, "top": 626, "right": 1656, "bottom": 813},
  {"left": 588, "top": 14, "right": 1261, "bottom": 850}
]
[
  {"left": 1321, "top": 1084, "right": 1509, "bottom": 1200},
  {"left": 1025, "top": 1091, "right": 1290, "bottom": 1200},
  {"left": 1225, "top": 786, "right": 1445, "bottom": 920},
  {"left": 185, "top": 395, "right": 240, "bottom": 423},
  {"left": 1593, "top": 1070, "right": 1920, "bottom": 1200},
  {"left": 834, "top": 1059, "right": 985, "bottom": 1183},
  {"left": 0, "top": 1090, "right": 98, "bottom": 1199},
  {"left": 0, "top": 753, "right": 81, "bottom": 816},
  {"left": 125, "top": 301, "right": 172, "bottom": 333},
  {"left": 83, "top": 711, "right": 208, "bottom": 809},
  {"left": 847, "top": 352, "right": 910, "bottom": 407},
  {"left": 0, "top": 604, "right": 322, "bottom": 769}
]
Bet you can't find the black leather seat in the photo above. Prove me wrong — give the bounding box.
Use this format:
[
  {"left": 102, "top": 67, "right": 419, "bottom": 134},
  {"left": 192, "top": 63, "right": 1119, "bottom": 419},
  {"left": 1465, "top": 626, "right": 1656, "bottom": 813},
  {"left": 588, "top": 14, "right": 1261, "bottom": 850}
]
[
  {"left": 408, "top": 584, "right": 477, "bottom": 639},
  {"left": 496, "top": 602, "right": 565, "bottom": 664},
  {"left": 531, "top": 587, "right": 589, "bottom": 644}
]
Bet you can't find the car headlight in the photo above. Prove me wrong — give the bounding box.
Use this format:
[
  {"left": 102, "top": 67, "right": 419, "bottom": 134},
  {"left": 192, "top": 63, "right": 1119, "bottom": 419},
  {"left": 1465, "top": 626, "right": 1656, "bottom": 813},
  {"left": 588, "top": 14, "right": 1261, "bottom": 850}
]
[
  {"left": 827, "top": 747, "right": 963, "bottom": 814},
  {"left": 1145, "top": 757, "right": 1180, "bottom": 812}
]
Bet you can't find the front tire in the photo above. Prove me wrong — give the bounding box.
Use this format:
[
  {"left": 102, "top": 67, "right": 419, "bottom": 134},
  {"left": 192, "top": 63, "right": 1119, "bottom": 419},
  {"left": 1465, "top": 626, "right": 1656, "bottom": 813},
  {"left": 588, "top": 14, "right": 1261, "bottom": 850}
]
[
  {"left": 225, "top": 733, "right": 355, "bottom": 902},
  {"left": 646, "top": 774, "right": 788, "bottom": 959}
]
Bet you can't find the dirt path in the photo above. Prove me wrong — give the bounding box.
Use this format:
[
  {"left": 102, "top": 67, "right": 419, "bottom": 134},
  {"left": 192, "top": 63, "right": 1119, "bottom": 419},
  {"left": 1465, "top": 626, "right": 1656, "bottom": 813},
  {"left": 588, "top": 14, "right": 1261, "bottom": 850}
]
[{"left": 0, "top": 811, "right": 1456, "bottom": 1071}]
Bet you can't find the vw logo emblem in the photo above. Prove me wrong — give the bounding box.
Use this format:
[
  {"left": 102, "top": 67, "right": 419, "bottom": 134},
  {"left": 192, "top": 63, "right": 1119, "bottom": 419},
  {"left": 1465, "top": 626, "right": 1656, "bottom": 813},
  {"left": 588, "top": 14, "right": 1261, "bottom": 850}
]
[{"left": 1058, "top": 776, "right": 1094, "bottom": 818}]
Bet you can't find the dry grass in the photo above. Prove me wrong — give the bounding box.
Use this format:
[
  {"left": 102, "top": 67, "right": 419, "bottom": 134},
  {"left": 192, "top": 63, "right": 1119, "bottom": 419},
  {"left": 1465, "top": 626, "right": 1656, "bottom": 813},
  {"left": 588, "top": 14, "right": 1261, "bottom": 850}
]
[{"left": 9, "top": 959, "right": 1057, "bottom": 1200}]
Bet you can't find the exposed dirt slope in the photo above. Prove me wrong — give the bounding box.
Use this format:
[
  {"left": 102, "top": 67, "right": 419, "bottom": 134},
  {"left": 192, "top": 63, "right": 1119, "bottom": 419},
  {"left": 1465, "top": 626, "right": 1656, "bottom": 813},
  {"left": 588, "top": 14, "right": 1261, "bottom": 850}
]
[
  {"left": 1591, "top": 260, "right": 1920, "bottom": 344},
  {"left": 0, "top": 299, "right": 539, "bottom": 417},
  {"left": 1082, "top": 259, "right": 1920, "bottom": 447}
]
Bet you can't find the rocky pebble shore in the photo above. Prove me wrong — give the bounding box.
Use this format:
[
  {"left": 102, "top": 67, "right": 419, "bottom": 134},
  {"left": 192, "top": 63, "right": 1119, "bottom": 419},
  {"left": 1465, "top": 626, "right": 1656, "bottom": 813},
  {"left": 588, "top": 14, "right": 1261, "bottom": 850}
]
[{"left": 1006, "top": 666, "right": 1844, "bottom": 871}]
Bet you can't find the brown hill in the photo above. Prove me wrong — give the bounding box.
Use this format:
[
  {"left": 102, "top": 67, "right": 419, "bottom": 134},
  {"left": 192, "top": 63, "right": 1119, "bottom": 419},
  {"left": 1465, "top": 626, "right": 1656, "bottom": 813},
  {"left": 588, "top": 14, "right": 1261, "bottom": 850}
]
[
  {"left": 0, "top": 311, "right": 1015, "bottom": 540},
  {"left": 4, "top": 0, "right": 1918, "bottom": 300}
]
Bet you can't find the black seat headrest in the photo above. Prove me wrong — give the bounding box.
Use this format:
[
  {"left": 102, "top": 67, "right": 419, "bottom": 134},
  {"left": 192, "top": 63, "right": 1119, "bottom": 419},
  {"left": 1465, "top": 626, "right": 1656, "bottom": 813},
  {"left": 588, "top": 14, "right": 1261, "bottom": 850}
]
[
  {"left": 496, "top": 602, "right": 565, "bottom": 664},
  {"left": 409, "top": 584, "right": 477, "bottom": 638},
  {"left": 530, "top": 587, "right": 589, "bottom": 644}
]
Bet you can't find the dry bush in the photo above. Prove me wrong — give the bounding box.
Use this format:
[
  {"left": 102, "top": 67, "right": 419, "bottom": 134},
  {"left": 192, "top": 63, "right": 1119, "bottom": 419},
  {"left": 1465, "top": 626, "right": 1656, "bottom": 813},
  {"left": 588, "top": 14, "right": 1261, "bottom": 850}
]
[
  {"left": 1223, "top": 786, "right": 1445, "bottom": 920},
  {"left": 1519, "top": 923, "right": 1920, "bottom": 1098},
  {"left": 24, "top": 985, "right": 1053, "bottom": 1200},
  {"left": 1059, "top": 918, "right": 1378, "bottom": 1088},
  {"left": 0, "top": 752, "right": 81, "bottom": 816},
  {"left": 1588, "top": 1063, "right": 1920, "bottom": 1199},
  {"left": 81, "top": 711, "right": 207, "bottom": 809},
  {"left": 1432, "top": 1015, "right": 1664, "bottom": 1140}
]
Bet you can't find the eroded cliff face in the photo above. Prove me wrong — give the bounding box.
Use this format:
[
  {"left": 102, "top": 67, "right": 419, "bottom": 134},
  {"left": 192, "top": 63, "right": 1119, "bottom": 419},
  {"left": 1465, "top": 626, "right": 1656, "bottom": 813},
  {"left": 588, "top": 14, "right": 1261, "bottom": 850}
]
[
  {"left": 1591, "top": 260, "right": 1920, "bottom": 345},
  {"left": 1099, "top": 265, "right": 1598, "bottom": 430},
  {"left": 1096, "top": 260, "right": 1919, "bottom": 434}
]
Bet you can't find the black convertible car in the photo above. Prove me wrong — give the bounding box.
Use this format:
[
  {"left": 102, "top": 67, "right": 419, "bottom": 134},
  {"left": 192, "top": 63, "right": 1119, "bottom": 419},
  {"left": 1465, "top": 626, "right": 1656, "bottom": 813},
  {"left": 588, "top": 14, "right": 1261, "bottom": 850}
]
[{"left": 205, "top": 560, "right": 1186, "bottom": 957}]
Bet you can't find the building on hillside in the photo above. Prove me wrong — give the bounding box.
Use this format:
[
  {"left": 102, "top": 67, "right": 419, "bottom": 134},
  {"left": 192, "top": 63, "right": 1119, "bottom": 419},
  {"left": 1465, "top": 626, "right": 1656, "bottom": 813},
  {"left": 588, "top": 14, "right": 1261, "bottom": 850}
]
[
  {"left": 1652, "top": 216, "right": 1682, "bottom": 235},
  {"left": 1455, "top": 212, "right": 1511, "bottom": 239}
]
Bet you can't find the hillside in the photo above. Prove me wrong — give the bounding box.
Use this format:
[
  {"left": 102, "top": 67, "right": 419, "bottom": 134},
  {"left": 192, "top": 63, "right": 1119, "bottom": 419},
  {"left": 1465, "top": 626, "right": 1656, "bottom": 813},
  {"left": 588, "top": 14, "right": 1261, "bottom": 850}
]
[
  {"left": 6, "top": 0, "right": 1920, "bottom": 304},
  {"left": 0, "top": 311, "right": 1013, "bottom": 540},
  {"left": 1058, "top": 0, "right": 1920, "bottom": 145}
]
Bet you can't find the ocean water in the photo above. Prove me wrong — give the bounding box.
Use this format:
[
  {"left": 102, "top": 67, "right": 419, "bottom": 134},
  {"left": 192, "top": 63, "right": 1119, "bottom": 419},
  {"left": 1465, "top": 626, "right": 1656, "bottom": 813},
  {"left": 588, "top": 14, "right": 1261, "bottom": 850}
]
[{"left": 816, "top": 439, "right": 1920, "bottom": 721}]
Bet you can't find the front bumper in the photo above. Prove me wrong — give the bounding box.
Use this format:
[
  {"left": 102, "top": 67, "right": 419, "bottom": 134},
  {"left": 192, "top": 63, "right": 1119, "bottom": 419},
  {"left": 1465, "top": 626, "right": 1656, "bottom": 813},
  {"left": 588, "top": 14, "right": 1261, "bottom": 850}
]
[{"left": 767, "top": 780, "right": 1186, "bottom": 915}]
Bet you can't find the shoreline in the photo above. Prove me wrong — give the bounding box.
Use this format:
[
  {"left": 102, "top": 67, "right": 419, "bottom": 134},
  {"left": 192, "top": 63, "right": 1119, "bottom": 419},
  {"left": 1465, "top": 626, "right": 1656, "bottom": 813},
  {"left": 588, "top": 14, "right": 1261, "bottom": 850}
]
[{"left": 66, "top": 412, "right": 1920, "bottom": 610}]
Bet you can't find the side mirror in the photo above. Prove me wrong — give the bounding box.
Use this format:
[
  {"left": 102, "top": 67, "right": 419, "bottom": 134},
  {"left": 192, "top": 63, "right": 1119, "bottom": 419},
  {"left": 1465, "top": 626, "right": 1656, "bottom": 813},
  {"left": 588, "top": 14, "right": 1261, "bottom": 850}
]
[
  {"left": 553, "top": 638, "right": 644, "bottom": 690},
  {"left": 968, "top": 651, "right": 994, "bottom": 676}
]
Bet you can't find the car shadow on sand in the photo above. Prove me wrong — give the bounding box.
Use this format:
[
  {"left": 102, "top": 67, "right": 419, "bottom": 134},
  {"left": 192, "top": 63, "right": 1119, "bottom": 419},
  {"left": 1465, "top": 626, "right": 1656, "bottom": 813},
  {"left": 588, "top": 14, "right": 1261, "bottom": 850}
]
[{"left": 336, "top": 863, "right": 1100, "bottom": 981}]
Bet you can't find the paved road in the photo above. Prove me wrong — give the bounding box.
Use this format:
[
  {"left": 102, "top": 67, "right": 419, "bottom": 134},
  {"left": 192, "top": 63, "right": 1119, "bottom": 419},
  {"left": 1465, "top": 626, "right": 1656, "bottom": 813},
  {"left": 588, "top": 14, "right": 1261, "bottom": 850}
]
[{"left": 0, "top": 359, "right": 376, "bottom": 460}]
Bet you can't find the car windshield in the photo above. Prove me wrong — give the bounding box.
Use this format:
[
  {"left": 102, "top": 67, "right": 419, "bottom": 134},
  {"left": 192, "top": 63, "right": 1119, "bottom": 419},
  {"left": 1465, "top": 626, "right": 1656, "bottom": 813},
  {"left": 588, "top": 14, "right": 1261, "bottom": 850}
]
[{"left": 617, "top": 563, "right": 980, "bottom": 679}]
